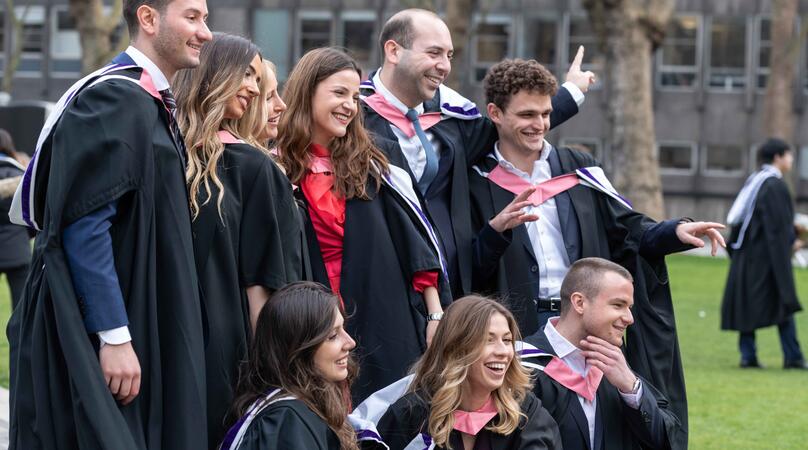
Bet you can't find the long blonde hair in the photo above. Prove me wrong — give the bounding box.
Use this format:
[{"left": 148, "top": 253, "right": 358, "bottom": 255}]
[
  {"left": 277, "top": 47, "right": 388, "bottom": 200},
  {"left": 173, "top": 32, "right": 260, "bottom": 219},
  {"left": 236, "top": 59, "right": 276, "bottom": 152},
  {"left": 409, "top": 296, "right": 532, "bottom": 449}
]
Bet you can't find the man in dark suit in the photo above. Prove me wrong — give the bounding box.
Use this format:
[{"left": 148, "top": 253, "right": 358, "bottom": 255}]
[
  {"left": 359, "top": 8, "right": 594, "bottom": 299},
  {"left": 470, "top": 58, "right": 724, "bottom": 450},
  {"left": 721, "top": 138, "right": 807, "bottom": 369},
  {"left": 520, "top": 257, "right": 682, "bottom": 450}
]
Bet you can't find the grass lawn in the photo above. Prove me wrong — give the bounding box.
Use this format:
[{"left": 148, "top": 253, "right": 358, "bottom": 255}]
[{"left": 1, "top": 254, "right": 806, "bottom": 447}]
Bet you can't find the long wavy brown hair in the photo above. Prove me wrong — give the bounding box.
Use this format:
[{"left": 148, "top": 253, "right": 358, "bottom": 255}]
[
  {"left": 277, "top": 47, "right": 388, "bottom": 200},
  {"left": 230, "top": 282, "right": 358, "bottom": 450},
  {"left": 173, "top": 32, "right": 260, "bottom": 219},
  {"left": 409, "top": 296, "right": 532, "bottom": 449}
]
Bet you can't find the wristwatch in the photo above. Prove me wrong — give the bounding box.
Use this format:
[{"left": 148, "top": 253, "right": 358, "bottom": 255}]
[
  {"left": 426, "top": 312, "right": 444, "bottom": 321},
  {"left": 628, "top": 376, "right": 641, "bottom": 394}
]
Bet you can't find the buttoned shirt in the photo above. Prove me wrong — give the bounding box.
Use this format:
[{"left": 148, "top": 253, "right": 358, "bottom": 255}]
[
  {"left": 491, "top": 142, "right": 570, "bottom": 297},
  {"left": 544, "top": 318, "right": 642, "bottom": 450}
]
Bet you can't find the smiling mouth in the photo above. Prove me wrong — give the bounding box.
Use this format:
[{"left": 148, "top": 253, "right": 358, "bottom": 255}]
[
  {"left": 333, "top": 112, "right": 351, "bottom": 124},
  {"left": 484, "top": 362, "right": 507, "bottom": 375},
  {"left": 425, "top": 75, "right": 442, "bottom": 87},
  {"left": 188, "top": 43, "right": 202, "bottom": 52},
  {"left": 336, "top": 356, "right": 348, "bottom": 367},
  {"left": 267, "top": 115, "right": 280, "bottom": 124}
]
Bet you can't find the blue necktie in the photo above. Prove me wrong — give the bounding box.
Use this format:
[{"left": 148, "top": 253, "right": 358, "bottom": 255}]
[{"left": 405, "top": 108, "right": 439, "bottom": 195}]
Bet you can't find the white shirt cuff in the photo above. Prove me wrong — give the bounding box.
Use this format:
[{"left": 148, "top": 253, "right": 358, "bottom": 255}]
[
  {"left": 98, "top": 326, "right": 132, "bottom": 346},
  {"left": 562, "top": 81, "right": 585, "bottom": 107},
  {"left": 619, "top": 381, "right": 643, "bottom": 409}
]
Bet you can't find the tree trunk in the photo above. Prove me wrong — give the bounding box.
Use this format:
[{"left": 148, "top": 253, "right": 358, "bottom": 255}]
[
  {"left": 583, "top": 0, "right": 673, "bottom": 220},
  {"left": 444, "top": 0, "right": 474, "bottom": 91},
  {"left": 69, "top": 0, "right": 126, "bottom": 75},
  {"left": 763, "top": 0, "right": 798, "bottom": 141}
]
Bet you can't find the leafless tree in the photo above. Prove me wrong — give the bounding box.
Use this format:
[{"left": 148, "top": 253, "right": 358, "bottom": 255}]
[
  {"left": 69, "top": 0, "right": 127, "bottom": 75},
  {"left": 582, "top": 0, "right": 674, "bottom": 219},
  {"left": 762, "top": 0, "right": 798, "bottom": 142}
]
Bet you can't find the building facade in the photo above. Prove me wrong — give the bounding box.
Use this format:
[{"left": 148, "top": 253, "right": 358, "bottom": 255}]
[{"left": 2, "top": 0, "right": 808, "bottom": 221}]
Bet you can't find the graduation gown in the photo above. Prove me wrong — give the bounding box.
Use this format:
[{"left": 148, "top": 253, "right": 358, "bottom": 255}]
[
  {"left": 298, "top": 163, "right": 452, "bottom": 403},
  {"left": 721, "top": 176, "right": 802, "bottom": 332},
  {"left": 0, "top": 156, "right": 30, "bottom": 270},
  {"left": 360, "top": 74, "right": 580, "bottom": 297},
  {"left": 194, "top": 141, "right": 302, "bottom": 448},
  {"left": 225, "top": 398, "right": 340, "bottom": 450},
  {"left": 522, "top": 332, "right": 682, "bottom": 450},
  {"left": 361, "top": 390, "right": 561, "bottom": 450},
  {"left": 469, "top": 146, "right": 690, "bottom": 450},
  {"left": 7, "top": 67, "right": 207, "bottom": 449}
]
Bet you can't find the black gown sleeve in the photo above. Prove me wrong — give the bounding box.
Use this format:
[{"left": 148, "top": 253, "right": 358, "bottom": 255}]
[
  {"left": 238, "top": 153, "right": 302, "bottom": 290},
  {"left": 513, "top": 392, "right": 563, "bottom": 450},
  {"left": 236, "top": 405, "right": 328, "bottom": 450},
  {"left": 621, "top": 376, "right": 682, "bottom": 450}
]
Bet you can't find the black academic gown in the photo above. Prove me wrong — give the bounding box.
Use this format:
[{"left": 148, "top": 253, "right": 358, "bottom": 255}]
[
  {"left": 360, "top": 75, "right": 579, "bottom": 298},
  {"left": 721, "top": 176, "right": 802, "bottom": 332},
  {"left": 7, "top": 68, "right": 207, "bottom": 449},
  {"left": 194, "top": 142, "right": 302, "bottom": 448},
  {"left": 298, "top": 163, "right": 452, "bottom": 404},
  {"left": 362, "top": 390, "right": 561, "bottom": 450},
  {"left": 231, "top": 398, "right": 341, "bottom": 450},
  {"left": 523, "top": 332, "right": 682, "bottom": 450},
  {"left": 469, "top": 146, "right": 690, "bottom": 450}
]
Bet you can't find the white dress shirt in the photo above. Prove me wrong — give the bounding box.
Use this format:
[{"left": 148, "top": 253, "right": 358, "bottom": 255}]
[
  {"left": 492, "top": 142, "right": 570, "bottom": 297},
  {"left": 97, "top": 46, "right": 172, "bottom": 346},
  {"left": 544, "top": 318, "right": 642, "bottom": 450}
]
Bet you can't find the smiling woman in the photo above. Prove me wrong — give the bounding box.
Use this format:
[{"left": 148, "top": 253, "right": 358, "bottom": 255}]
[
  {"left": 363, "top": 296, "right": 562, "bottom": 450},
  {"left": 173, "top": 32, "right": 303, "bottom": 449}
]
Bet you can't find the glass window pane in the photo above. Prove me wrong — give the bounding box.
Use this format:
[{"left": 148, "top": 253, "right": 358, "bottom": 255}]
[
  {"left": 523, "top": 17, "right": 556, "bottom": 68},
  {"left": 659, "top": 144, "right": 694, "bottom": 170},
  {"left": 22, "top": 23, "right": 44, "bottom": 53},
  {"left": 254, "top": 10, "right": 290, "bottom": 80},
  {"left": 476, "top": 23, "right": 509, "bottom": 63},
  {"left": 660, "top": 72, "right": 697, "bottom": 86},
  {"left": 661, "top": 43, "right": 696, "bottom": 66},
  {"left": 0, "top": 11, "right": 5, "bottom": 51},
  {"left": 705, "top": 144, "right": 744, "bottom": 172},
  {"left": 710, "top": 18, "right": 746, "bottom": 69},
  {"left": 301, "top": 19, "right": 331, "bottom": 53},
  {"left": 343, "top": 19, "right": 374, "bottom": 73},
  {"left": 670, "top": 15, "right": 698, "bottom": 40}
]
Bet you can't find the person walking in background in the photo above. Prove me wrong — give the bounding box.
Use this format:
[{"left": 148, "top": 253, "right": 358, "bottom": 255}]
[
  {"left": 0, "top": 129, "right": 31, "bottom": 308},
  {"left": 722, "top": 138, "right": 807, "bottom": 370},
  {"left": 7, "top": 0, "right": 213, "bottom": 447},
  {"left": 173, "top": 32, "right": 303, "bottom": 447}
]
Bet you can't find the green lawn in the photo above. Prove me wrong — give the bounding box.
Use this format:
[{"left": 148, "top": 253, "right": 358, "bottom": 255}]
[{"left": 1, "top": 255, "right": 807, "bottom": 447}]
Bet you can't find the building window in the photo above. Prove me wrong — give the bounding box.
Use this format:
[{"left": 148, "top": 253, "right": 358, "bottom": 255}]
[
  {"left": 560, "top": 137, "right": 606, "bottom": 168},
  {"left": 340, "top": 12, "right": 376, "bottom": 77},
  {"left": 757, "top": 16, "right": 771, "bottom": 90},
  {"left": 254, "top": 9, "right": 291, "bottom": 81},
  {"left": 657, "top": 141, "right": 697, "bottom": 174},
  {"left": 703, "top": 144, "right": 745, "bottom": 174},
  {"left": 657, "top": 14, "right": 700, "bottom": 89},
  {"left": 51, "top": 8, "right": 82, "bottom": 76},
  {"left": 472, "top": 15, "right": 511, "bottom": 83},
  {"left": 707, "top": 17, "right": 747, "bottom": 91},
  {"left": 298, "top": 12, "right": 332, "bottom": 56},
  {"left": 521, "top": 15, "right": 558, "bottom": 75},
  {"left": 567, "top": 15, "right": 602, "bottom": 88},
  {"left": 800, "top": 147, "right": 808, "bottom": 180},
  {"left": 13, "top": 6, "right": 45, "bottom": 75}
]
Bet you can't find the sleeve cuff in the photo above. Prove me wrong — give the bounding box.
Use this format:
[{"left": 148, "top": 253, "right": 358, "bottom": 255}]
[
  {"left": 562, "top": 81, "right": 585, "bottom": 106},
  {"left": 619, "top": 381, "right": 643, "bottom": 410},
  {"left": 98, "top": 326, "right": 132, "bottom": 346}
]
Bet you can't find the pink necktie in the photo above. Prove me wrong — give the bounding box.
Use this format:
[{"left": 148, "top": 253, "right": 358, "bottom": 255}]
[
  {"left": 452, "top": 396, "right": 498, "bottom": 435},
  {"left": 543, "top": 356, "right": 603, "bottom": 402},
  {"left": 488, "top": 165, "right": 580, "bottom": 206},
  {"left": 363, "top": 93, "right": 441, "bottom": 138}
]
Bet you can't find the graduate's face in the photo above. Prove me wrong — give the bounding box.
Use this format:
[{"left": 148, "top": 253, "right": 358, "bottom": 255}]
[
  {"left": 313, "top": 307, "right": 356, "bottom": 383},
  {"left": 388, "top": 16, "right": 453, "bottom": 107},
  {"left": 152, "top": 0, "right": 212, "bottom": 74},
  {"left": 488, "top": 90, "right": 552, "bottom": 158},
  {"left": 773, "top": 150, "right": 794, "bottom": 173},
  {"left": 465, "top": 313, "right": 514, "bottom": 396},
  {"left": 258, "top": 65, "right": 286, "bottom": 141},
  {"left": 310, "top": 69, "right": 360, "bottom": 147},
  {"left": 578, "top": 272, "right": 635, "bottom": 347},
  {"left": 224, "top": 54, "right": 262, "bottom": 121}
]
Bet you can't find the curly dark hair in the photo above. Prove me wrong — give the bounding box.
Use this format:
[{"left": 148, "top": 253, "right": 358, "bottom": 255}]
[{"left": 484, "top": 58, "right": 559, "bottom": 111}]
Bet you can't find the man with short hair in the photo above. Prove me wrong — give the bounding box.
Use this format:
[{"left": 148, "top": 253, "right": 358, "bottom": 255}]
[
  {"left": 8, "top": 0, "right": 212, "bottom": 448},
  {"left": 360, "top": 8, "right": 594, "bottom": 298},
  {"left": 721, "top": 138, "right": 807, "bottom": 369},
  {"left": 520, "top": 257, "right": 682, "bottom": 450},
  {"left": 470, "top": 58, "right": 725, "bottom": 450}
]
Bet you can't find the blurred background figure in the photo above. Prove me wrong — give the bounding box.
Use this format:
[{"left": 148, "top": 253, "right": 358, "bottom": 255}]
[{"left": 0, "top": 128, "right": 31, "bottom": 308}]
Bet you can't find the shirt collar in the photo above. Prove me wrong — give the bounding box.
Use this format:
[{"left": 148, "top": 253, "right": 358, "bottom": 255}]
[
  {"left": 543, "top": 317, "right": 580, "bottom": 360},
  {"left": 372, "top": 69, "right": 424, "bottom": 116},
  {"left": 125, "top": 46, "right": 170, "bottom": 91},
  {"left": 491, "top": 140, "right": 554, "bottom": 176}
]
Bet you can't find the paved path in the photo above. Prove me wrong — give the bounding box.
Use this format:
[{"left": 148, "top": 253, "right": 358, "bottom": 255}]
[{"left": 0, "top": 387, "right": 8, "bottom": 449}]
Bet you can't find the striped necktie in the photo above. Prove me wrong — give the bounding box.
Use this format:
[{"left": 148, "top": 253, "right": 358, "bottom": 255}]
[
  {"left": 159, "top": 88, "right": 187, "bottom": 166},
  {"left": 405, "top": 108, "right": 439, "bottom": 195}
]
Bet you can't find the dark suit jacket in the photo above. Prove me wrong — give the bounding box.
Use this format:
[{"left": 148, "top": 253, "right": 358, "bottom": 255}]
[
  {"left": 361, "top": 75, "right": 579, "bottom": 297},
  {"left": 523, "top": 331, "right": 681, "bottom": 450}
]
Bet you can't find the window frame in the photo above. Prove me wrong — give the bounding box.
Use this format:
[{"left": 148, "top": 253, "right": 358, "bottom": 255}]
[
  {"left": 705, "top": 15, "right": 750, "bottom": 93},
  {"left": 655, "top": 13, "right": 702, "bottom": 92},
  {"left": 470, "top": 13, "right": 514, "bottom": 85},
  {"left": 701, "top": 143, "right": 747, "bottom": 176},
  {"left": 657, "top": 140, "right": 698, "bottom": 175}
]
